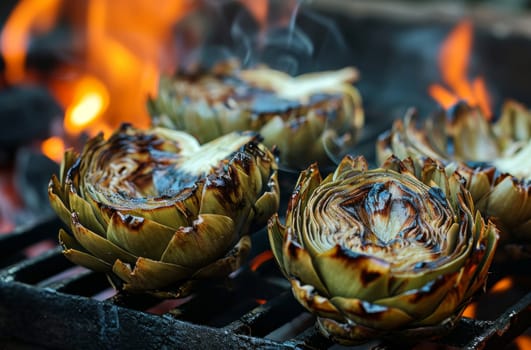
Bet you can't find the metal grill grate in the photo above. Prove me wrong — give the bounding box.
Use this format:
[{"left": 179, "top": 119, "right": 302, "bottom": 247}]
[{"left": 0, "top": 217, "right": 529, "bottom": 350}]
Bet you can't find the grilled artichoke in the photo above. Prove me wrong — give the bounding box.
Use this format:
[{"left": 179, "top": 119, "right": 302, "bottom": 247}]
[
  {"left": 147, "top": 61, "right": 364, "bottom": 170},
  {"left": 377, "top": 101, "right": 531, "bottom": 247},
  {"left": 268, "top": 155, "right": 498, "bottom": 344},
  {"left": 49, "top": 124, "right": 279, "bottom": 297}
]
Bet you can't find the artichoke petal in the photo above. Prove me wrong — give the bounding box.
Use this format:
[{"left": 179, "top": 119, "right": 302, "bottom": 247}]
[
  {"left": 48, "top": 176, "right": 73, "bottom": 228},
  {"left": 70, "top": 213, "right": 137, "bottom": 265},
  {"left": 63, "top": 248, "right": 112, "bottom": 273},
  {"left": 282, "top": 227, "right": 328, "bottom": 294},
  {"left": 330, "top": 296, "right": 414, "bottom": 330},
  {"left": 375, "top": 271, "right": 460, "bottom": 319},
  {"left": 129, "top": 204, "right": 192, "bottom": 231},
  {"left": 268, "top": 214, "right": 288, "bottom": 277},
  {"left": 252, "top": 172, "right": 280, "bottom": 227},
  {"left": 160, "top": 214, "right": 235, "bottom": 268},
  {"left": 477, "top": 176, "right": 526, "bottom": 223},
  {"left": 290, "top": 279, "right": 343, "bottom": 321},
  {"left": 60, "top": 229, "right": 111, "bottom": 272},
  {"left": 106, "top": 212, "right": 176, "bottom": 260},
  {"left": 286, "top": 163, "right": 322, "bottom": 227},
  {"left": 68, "top": 191, "right": 107, "bottom": 235},
  {"left": 192, "top": 235, "right": 251, "bottom": 279},
  {"left": 314, "top": 245, "right": 390, "bottom": 301},
  {"left": 112, "top": 258, "right": 193, "bottom": 292}
]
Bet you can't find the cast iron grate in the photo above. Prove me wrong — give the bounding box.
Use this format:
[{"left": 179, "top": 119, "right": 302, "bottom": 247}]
[{"left": 0, "top": 217, "right": 529, "bottom": 349}]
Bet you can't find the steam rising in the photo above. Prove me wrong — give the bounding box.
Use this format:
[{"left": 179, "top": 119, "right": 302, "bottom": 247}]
[{"left": 178, "top": 0, "right": 352, "bottom": 76}]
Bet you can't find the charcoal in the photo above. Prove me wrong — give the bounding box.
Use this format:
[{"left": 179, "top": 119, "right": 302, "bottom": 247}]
[{"left": 0, "top": 85, "right": 62, "bottom": 150}]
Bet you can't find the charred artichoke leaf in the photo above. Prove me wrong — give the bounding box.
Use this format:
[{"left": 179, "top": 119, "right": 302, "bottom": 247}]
[
  {"left": 149, "top": 61, "right": 364, "bottom": 170},
  {"left": 268, "top": 155, "right": 498, "bottom": 344},
  {"left": 50, "top": 124, "right": 279, "bottom": 296}
]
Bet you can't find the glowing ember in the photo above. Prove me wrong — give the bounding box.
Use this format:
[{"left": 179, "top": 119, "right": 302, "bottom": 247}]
[
  {"left": 249, "top": 250, "right": 274, "bottom": 272},
  {"left": 428, "top": 20, "right": 492, "bottom": 118},
  {"left": 41, "top": 136, "right": 65, "bottom": 163},
  {"left": 515, "top": 335, "right": 531, "bottom": 350},
  {"left": 490, "top": 277, "right": 514, "bottom": 294},
  {"left": 462, "top": 302, "right": 477, "bottom": 319},
  {"left": 255, "top": 299, "right": 267, "bottom": 305}
]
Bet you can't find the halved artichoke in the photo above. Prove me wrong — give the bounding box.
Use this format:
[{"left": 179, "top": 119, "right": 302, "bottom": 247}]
[
  {"left": 377, "top": 101, "right": 531, "bottom": 247},
  {"left": 49, "top": 124, "right": 279, "bottom": 297},
  {"left": 147, "top": 61, "right": 364, "bottom": 170},
  {"left": 268, "top": 155, "right": 498, "bottom": 344}
]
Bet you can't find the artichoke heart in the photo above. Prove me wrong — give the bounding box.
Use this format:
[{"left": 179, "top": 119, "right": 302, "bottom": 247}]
[
  {"left": 268, "top": 155, "right": 498, "bottom": 344},
  {"left": 377, "top": 101, "right": 531, "bottom": 246},
  {"left": 147, "top": 61, "right": 364, "bottom": 170},
  {"left": 49, "top": 124, "right": 279, "bottom": 297}
]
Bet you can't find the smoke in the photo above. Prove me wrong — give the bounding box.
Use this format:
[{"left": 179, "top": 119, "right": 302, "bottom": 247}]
[{"left": 174, "top": 0, "right": 352, "bottom": 76}]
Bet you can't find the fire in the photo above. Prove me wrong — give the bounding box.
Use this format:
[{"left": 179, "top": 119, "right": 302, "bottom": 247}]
[
  {"left": 64, "top": 76, "right": 109, "bottom": 136},
  {"left": 428, "top": 20, "right": 492, "bottom": 119},
  {"left": 41, "top": 136, "right": 65, "bottom": 163},
  {"left": 1, "top": 0, "right": 196, "bottom": 151},
  {"left": 0, "top": 0, "right": 62, "bottom": 84},
  {"left": 462, "top": 302, "right": 477, "bottom": 319},
  {"left": 250, "top": 250, "right": 274, "bottom": 272},
  {"left": 490, "top": 277, "right": 514, "bottom": 294}
]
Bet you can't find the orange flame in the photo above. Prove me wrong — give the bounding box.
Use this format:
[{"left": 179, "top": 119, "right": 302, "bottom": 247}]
[
  {"left": 490, "top": 277, "right": 513, "bottom": 294},
  {"left": 64, "top": 76, "right": 109, "bottom": 136},
  {"left": 250, "top": 250, "right": 274, "bottom": 272},
  {"left": 428, "top": 20, "right": 492, "bottom": 119},
  {"left": 1, "top": 0, "right": 196, "bottom": 156},
  {"left": 462, "top": 302, "right": 477, "bottom": 319},
  {"left": 41, "top": 136, "right": 65, "bottom": 163},
  {"left": 0, "top": 0, "right": 62, "bottom": 84}
]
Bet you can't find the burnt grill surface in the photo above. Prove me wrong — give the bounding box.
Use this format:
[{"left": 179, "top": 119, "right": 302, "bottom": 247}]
[{"left": 0, "top": 216, "right": 529, "bottom": 350}]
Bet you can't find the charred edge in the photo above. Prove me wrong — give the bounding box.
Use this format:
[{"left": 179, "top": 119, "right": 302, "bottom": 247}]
[
  {"left": 360, "top": 270, "right": 383, "bottom": 286},
  {"left": 332, "top": 245, "right": 388, "bottom": 287},
  {"left": 117, "top": 212, "right": 145, "bottom": 231}
]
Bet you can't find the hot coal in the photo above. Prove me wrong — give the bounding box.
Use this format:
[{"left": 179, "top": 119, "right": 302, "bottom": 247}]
[
  {"left": 0, "top": 85, "right": 61, "bottom": 156},
  {"left": 14, "top": 148, "right": 58, "bottom": 218}
]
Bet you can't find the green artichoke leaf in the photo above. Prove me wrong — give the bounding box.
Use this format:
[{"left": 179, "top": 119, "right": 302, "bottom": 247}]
[
  {"left": 112, "top": 257, "right": 193, "bottom": 292},
  {"left": 252, "top": 172, "right": 280, "bottom": 227},
  {"left": 68, "top": 190, "right": 107, "bottom": 235},
  {"left": 375, "top": 271, "right": 460, "bottom": 320},
  {"left": 106, "top": 212, "right": 177, "bottom": 260},
  {"left": 313, "top": 245, "right": 391, "bottom": 301},
  {"left": 70, "top": 213, "right": 137, "bottom": 265},
  {"left": 268, "top": 214, "right": 287, "bottom": 277},
  {"left": 160, "top": 214, "right": 235, "bottom": 268},
  {"left": 290, "top": 279, "right": 343, "bottom": 321},
  {"left": 330, "top": 296, "right": 414, "bottom": 330},
  {"left": 59, "top": 229, "right": 111, "bottom": 273},
  {"left": 282, "top": 227, "right": 328, "bottom": 294},
  {"left": 192, "top": 235, "right": 251, "bottom": 279},
  {"left": 48, "top": 176, "right": 74, "bottom": 228}
]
